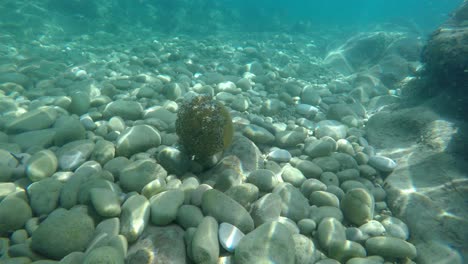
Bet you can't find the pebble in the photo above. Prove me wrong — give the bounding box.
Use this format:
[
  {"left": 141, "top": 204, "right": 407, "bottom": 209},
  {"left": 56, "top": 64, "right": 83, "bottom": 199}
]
[
  {"left": 293, "top": 159, "right": 323, "bottom": 179},
  {"left": 328, "top": 240, "right": 367, "bottom": 263},
  {"left": 296, "top": 104, "right": 319, "bottom": 117},
  {"left": 234, "top": 221, "right": 295, "bottom": 264},
  {"left": 317, "top": 217, "right": 347, "bottom": 251},
  {"left": 300, "top": 178, "right": 327, "bottom": 198},
  {"left": 56, "top": 140, "right": 95, "bottom": 171},
  {"left": 281, "top": 164, "right": 306, "bottom": 187},
  {"left": 90, "top": 188, "right": 121, "bottom": 217},
  {"left": 365, "top": 236, "right": 417, "bottom": 259},
  {"left": 53, "top": 115, "right": 86, "bottom": 146},
  {"left": 126, "top": 225, "right": 185, "bottom": 264},
  {"left": 218, "top": 222, "right": 244, "bottom": 252},
  {"left": 149, "top": 189, "right": 185, "bottom": 226},
  {"left": 359, "top": 220, "right": 386, "bottom": 237},
  {"left": 69, "top": 92, "right": 90, "bottom": 116},
  {"left": 293, "top": 233, "right": 319, "bottom": 264},
  {"left": 297, "top": 219, "right": 317, "bottom": 236},
  {"left": 341, "top": 188, "right": 375, "bottom": 226},
  {"left": 25, "top": 149, "right": 58, "bottom": 182},
  {"left": 368, "top": 155, "right": 397, "bottom": 172},
  {"left": 380, "top": 216, "right": 409, "bottom": 240},
  {"left": 314, "top": 120, "right": 348, "bottom": 140},
  {"left": 115, "top": 125, "right": 161, "bottom": 157},
  {"left": 224, "top": 183, "right": 259, "bottom": 208},
  {"left": 275, "top": 130, "right": 307, "bottom": 148},
  {"left": 176, "top": 204, "right": 204, "bottom": 229},
  {"left": 191, "top": 216, "right": 219, "bottom": 264},
  {"left": 273, "top": 183, "right": 310, "bottom": 222},
  {"left": 246, "top": 169, "right": 279, "bottom": 193},
  {"left": 120, "top": 194, "right": 150, "bottom": 243},
  {"left": 0, "top": 182, "right": 16, "bottom": 200},
  {"left": 31, "top": 208, "right": 95, "bottom": 260},
  {"left": 83, "top": 246, "right": 124, "bottom": 264},
  {"left": 157, "top": 146, "right": 189, "bottom": 176},
  {"left": 102, "top": 100, "right": 143, "bottom": 120},
  {"left": 0, "top": 197, "right": 32, "bottom": 235},
  {"left": 119, "top": 159, "right": 165, "bottom": 193},
  {"left": 309, "top": 191, "right": 340, "bottom": 208},
  {"left": 250, "top": 193, "right": 282, "bottom": 227},
  {"left": 266, "top": 148, "right": 292, "bottom": 163},
  {"left": 309, "top": 206, "right": 344, "bottom": 224},
  {"left": 5, "top": 106, "right": 57, "bottom": 134},
  {"left": 313, "top": 156, "right": 341, "bottom": 172},
  {"left": 304, "top": 138, "right": 337, "bottom": 158},
  {"left": 27, "top": 178, "right": 63, "bottom": 216},
  {"left": 91, "top": 140, "right": 115, "bottom": 165},
  {"left": 201, "top": 189, "right": 254, "bottom": 234}
]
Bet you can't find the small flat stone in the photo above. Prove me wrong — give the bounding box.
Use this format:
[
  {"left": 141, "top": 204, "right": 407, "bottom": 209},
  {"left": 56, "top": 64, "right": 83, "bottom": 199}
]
[
  {"left": 266, "top": 148, "right": 292, "bottom": 163},
  {"left": 317, "top": 217, "right": 346, "bottom": 251},
  {"left": 90, "top": 188, "right": 121, "bottom": 217},
  {"left": 314, "top": 120, "right": 348, "bottom": 140},
  {"left": 368, "top": 156, "right": 397, "bottom": 172},
  {"left": 273, "top": 183, "right": 309, "bottom": 222},
  {"left": 0, "top": 197, "right": 32, "bottom": 235},
  {"left": 192, "top": 216, "right": 219, "bottom": 264},
  {"left": 234, "top": 221, "right": 295, "bottom": 264},
  {"left": 341, "top": 188, "right": 375, "bottom": 226},
  {"left": 56, "top": 140, "right": 95, "bottom": 171},
  {"left": 119, "top": 159, "right": 166, "bottom": 193},
  {"left": 149, "top": 189, "right": 185, "bottom": 226},
  {"left": 27, "top": 178, "right": 63, "bottom": 216},
  {"left": 115, "top": 125, "right": 161, "bottom": 157},
  {"left": 218, "top": 222, "right": 244, "bottom": 252},
  {"left": 365, "top": 236, "right": 417, "bottom": 259},
  {"left": 102, "top": 100, "right": 143, "bottom": 120},
  {"left": 243, "top": 124, "right": 275, "bottom": 144},
  {"left": 120, "top": 195, "right": 150, "bottom": 243},
  {"left": 176, "top": 205, "right": 204, "bottom": 229},
  {"left": 201, "top": 189, "right": 254, "bottom": 234},
  {"left": 31, "top": 208, "right": 95, "bottom": 260},
  {"left": 5, "top": 106, "right": 57, "bottom": 134},
  {"left": 246, "top": 169, "right": 279, "bottom": 193},
  {"left": 25, "top": 149, "right": 58, "bottom": 182},
  {"left": 276, "top": 130, "right": 307, "bottom": 148}
]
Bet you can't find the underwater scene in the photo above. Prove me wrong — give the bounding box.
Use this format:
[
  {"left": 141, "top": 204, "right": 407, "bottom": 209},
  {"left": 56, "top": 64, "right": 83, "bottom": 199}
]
[{"left": 0, "top": 0, "right": 467, "bottom": 263}]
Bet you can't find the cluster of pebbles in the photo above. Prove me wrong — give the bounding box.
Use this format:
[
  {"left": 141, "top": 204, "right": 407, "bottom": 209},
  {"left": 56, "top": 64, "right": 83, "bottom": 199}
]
[{"left": 0, "top": 32, "right": 417, "bottom": 263}]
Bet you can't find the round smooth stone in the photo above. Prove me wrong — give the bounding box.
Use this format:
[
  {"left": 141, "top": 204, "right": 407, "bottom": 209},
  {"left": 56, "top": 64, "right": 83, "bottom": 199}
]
[
  {"left": 243, "top": 125, "right": 275, "bottom": 144},
  {"left": 314, "top": 120, "right": 348, "bottom": 140},
  {"left": 309, "top": 191, "right": 340, "bottom": 208},
  {"left": 267, "top": 148, "right": 292, "bottom": 163},
  {"left": 218, "top": 222, "right": 245, "bottom": 253},
  {"left": 341, "top": 188, "right": 375, "bottom": 226},
  {"left": 380, "top": 216, "right": 409, "bottom": 240},
  {"left": 201, "top": 189, "right": 254, "bottom": 234},
  {"left": 115, "top": 125, "right": 161, "bottom": 157},
  {"left": 31, "top": 208, "right": 95, "bottom": 260},
  {"left": 368, "top": 156, "right": 397, "bottom": 172},
  {"left": 365, "top": 236, "right": 417, "bottom": 259},
  {"left": 247, "top": 169, "right": 279, "bottom": 193},
  {"left": 234, "top": 221, "right": 295, "bottom": 264},
  {"left": 0, "top": 197, "right": 32, "bottom": 235},
  {"left": 275, "top": 130, "right": 307, "bottom": 148},
  {"left": 317, "top": 217, "right": 346, "bottom": 251},
  {"left": 359, "top": 220, "right": 386, "bottom": 237},
  {"left": 304, "top": 138, "right": 336, "bottom": 158},
  {"left": 83, "top": 246, "right": 124, "bottom": 264},
  {"left": 296, "top": 104, "right": 319, "bottom": 117},
  {"left": 25, "top": 149, "right": 58, "bottom": 182},
  {"left": 192, "top": 216, "right": 219, "bottom": 264}
]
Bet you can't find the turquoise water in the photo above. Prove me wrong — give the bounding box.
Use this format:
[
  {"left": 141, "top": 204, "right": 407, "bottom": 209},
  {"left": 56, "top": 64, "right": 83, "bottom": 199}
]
[{"left": 0, "top": 0, "right": 466, "bottom": 263}]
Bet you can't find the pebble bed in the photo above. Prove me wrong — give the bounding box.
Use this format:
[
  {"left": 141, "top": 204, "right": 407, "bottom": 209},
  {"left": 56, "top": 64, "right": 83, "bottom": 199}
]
[{"left": 0, "top": 32, "right": 417, "bottom": 264}]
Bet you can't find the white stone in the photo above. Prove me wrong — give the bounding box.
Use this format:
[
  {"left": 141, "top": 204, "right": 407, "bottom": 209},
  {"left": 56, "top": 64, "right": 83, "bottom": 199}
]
[{"left": 218, "top": 222, "right": 245, "bottom": 253}]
